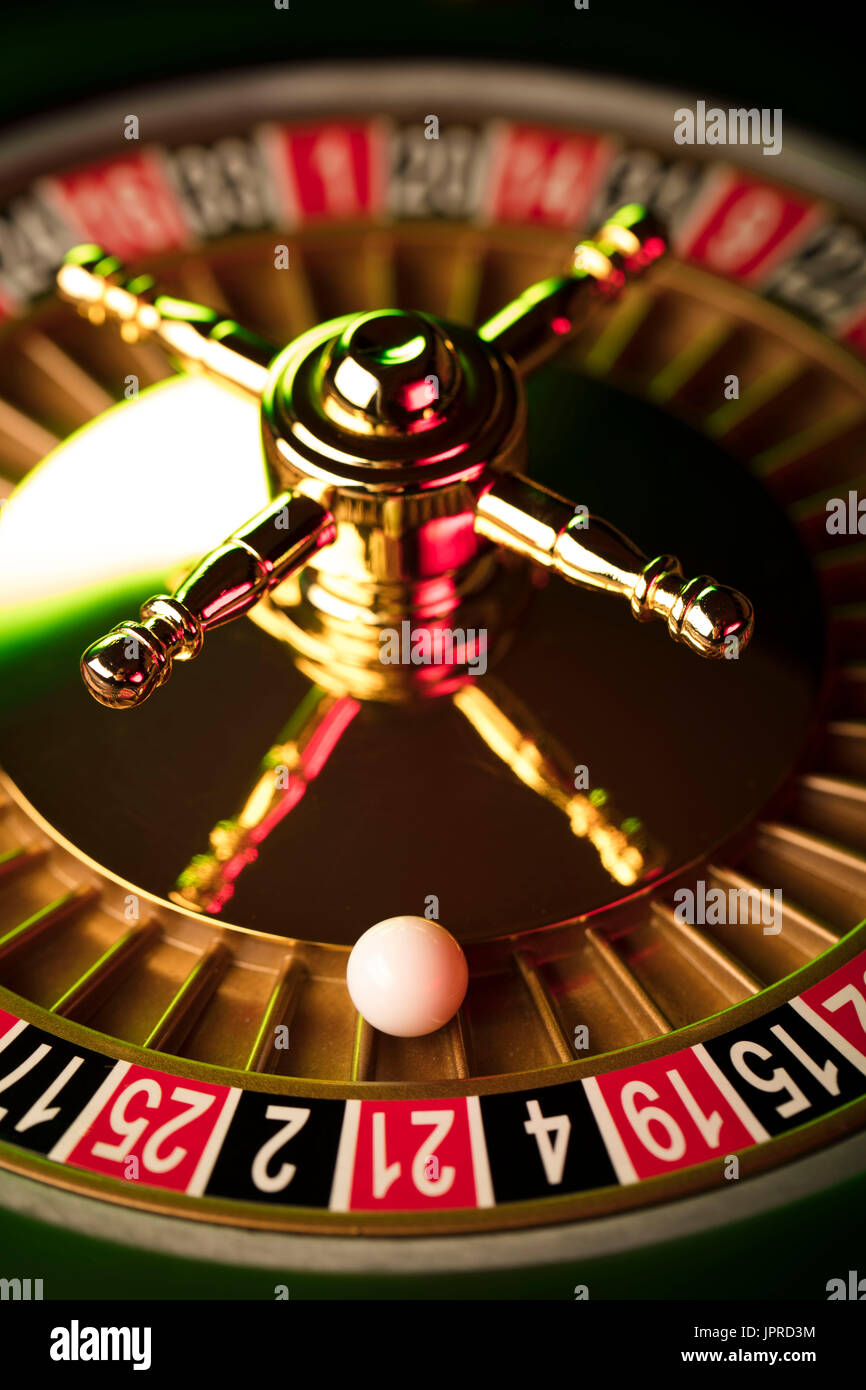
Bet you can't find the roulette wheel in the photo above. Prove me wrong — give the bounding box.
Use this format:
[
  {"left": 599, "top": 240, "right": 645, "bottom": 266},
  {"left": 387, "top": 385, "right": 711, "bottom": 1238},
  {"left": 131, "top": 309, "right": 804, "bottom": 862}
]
[{"left": 1, "top": 21, "right": 866, "bottom": 1305}]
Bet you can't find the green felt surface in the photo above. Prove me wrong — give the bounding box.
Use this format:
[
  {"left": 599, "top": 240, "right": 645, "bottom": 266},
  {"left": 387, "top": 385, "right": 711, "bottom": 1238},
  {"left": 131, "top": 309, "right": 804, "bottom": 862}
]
[{"left": 1, "top": 1166, "right": 864, "bottom": 1299}]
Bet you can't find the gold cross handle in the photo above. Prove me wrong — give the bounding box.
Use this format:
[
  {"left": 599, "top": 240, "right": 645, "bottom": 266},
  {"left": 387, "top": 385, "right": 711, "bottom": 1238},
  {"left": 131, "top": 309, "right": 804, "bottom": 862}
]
[
  {"left": 81, "top": 493, "right": 336, "bottom": 708},
  {"left": 475, "top": 474, "right": 754, "bottom": 658},
  {"left": 453, "top": 679, "right": 665, "bottom": 885},
  {"left": 479, "top": 204, "right": 666, "bottom": 377},
  {"left": 57, "top": 245, "right": 275, "bottom": 399},
  {"left": 61, "top": 203, "right": 752, "bottom": 711},
  {"left": 171, "top": 686, "right": 360, "bottom": 913}
]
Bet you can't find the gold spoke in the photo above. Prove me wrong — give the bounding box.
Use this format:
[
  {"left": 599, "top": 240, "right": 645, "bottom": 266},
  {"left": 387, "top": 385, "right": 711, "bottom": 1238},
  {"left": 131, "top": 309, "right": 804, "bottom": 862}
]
[
  {"left": 50, "top": 920, "right": 161, "bottom": 1021},
  {"left": 141, "top": 940, "right": 231, "bottom": 1054},
  {"left": 0, "top": 395, "right": 62, "bottom": 479},
  {"left": 243, "top": 954, "right": 306, "bottom": 1073},
  {"left": 514, "top": 951, "right": 573, "bottom": 1064},
  {"left": 0, "top": 887, "right": 100, "bottom": 965},
  {"left": 584, "top": 925, "right": 672, "bottom": 1038},
  {"left": 651, "top": 899, "right": 762, "bottom": 1001}
]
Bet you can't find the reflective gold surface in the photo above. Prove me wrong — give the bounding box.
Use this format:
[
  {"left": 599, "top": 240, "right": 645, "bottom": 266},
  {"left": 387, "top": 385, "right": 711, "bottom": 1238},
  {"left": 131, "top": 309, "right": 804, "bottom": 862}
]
[
  {"left": 475, "top": 471, "right": 754, "bottom": 658},
  {"left": 0, "top": 352, "right": 819, "bottom": 943},
  {"left": 0, "top": 219, "right": 829, "bottom": 948},
  {"left": 65, "top": 211, "right": 753, "bottom": 722},
  {"left": 81, "top": 491, "right": 336, "bottom": 708},
  {"left": 452, "top": 679, "right": 664, "bottom": 885},
  {"left": 57, "top": 246, "right": 273, "bottom": 400}
]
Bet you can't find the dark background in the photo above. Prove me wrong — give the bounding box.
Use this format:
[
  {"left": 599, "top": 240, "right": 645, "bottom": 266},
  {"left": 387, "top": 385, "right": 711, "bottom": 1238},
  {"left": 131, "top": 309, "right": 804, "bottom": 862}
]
[{"left": 0, "top": 0, "right": 859, "bottom": 155}]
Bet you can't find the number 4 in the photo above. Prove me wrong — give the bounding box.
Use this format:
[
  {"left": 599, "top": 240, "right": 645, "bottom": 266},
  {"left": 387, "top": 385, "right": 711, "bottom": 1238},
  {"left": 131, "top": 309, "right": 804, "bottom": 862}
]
[{"left": 524, "top": 1099, "right": 571, "bottom": 1185}]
